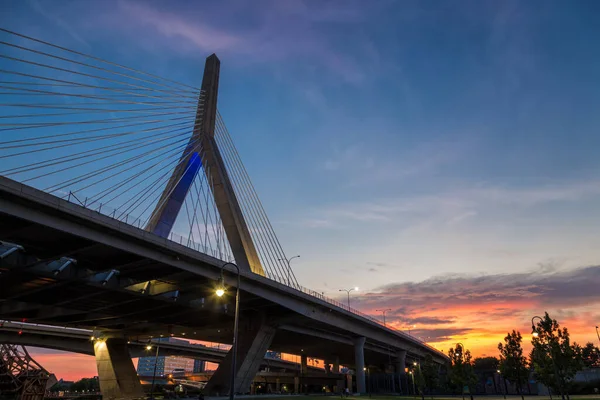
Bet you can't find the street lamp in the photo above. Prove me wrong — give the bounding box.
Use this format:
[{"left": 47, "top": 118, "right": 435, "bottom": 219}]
[
  {"left": 278, "top": 255, "right": 299, "bottom": 286},
  {"left": 339, "top": 287, "right": 359, "bottom": 309},
  {"left": 376, "top": 308, "right": 392, "bottom": 326},
  {"left": 496, "top": 369, "right": 507, "bottom": 399},
  {"left": 403, "top": 324, "right": 416, "bottom": 336},
  {"left": 215, "top": 262, "right": 241, "bottom": 400},
  {"left": 455, "top": 342, "right": 465, "bottom": 357},
  {"left": 595, "top": 326, "right": 600, "bottom": 345},
  {"left": 146, "top": 342, "right": 160, "bottom": 400}
]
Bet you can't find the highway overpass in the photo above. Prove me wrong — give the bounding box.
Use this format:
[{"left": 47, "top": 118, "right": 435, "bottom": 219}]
[
  {"left": 0, "top": 176, "right": 448, "bottom": 397},
  {"left": 0, "top": 321, "right": 322, "bottom": 372}
]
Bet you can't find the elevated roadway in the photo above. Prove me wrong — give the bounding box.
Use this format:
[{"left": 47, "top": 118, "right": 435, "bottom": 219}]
[
  {"left": 0, "top": 321, "right": 321, "bottom": 372},
  {"left": 0, "top": 176, "right": 448, "bottom": 396}
]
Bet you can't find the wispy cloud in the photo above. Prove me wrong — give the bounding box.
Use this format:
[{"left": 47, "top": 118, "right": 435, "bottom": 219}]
[
  {"left": 27, "top": 0, "right": 91, "bottom": 47},
  {"left": 297, "top": 179, "right": 600, "bottom": 228},
  {"left": 115, "top": 0, "right": 375, "bottom": 84},
  {"left": 118, "top": 1, "right": 241, "bottom": 52}
]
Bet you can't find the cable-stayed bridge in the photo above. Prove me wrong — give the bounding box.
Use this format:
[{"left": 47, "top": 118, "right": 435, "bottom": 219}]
[{"left": 0, "top": 28, "right": 447, "bottom": 398}]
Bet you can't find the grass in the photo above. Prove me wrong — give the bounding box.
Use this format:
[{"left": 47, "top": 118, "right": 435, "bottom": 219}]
[{"left": 227, "top": 396, "right": 600, "bottom": 400}]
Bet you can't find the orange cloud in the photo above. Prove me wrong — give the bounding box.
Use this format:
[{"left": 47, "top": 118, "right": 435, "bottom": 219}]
[{"left": 356, "top": 265, "right": 600, "bottom": 358}]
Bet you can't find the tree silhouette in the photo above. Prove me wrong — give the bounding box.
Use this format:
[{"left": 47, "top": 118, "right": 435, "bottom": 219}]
[
  {"left": 448, "top": 344, "right": 477, "bottom": 400},
  {"left": 415, "top": 355, "right": 439, "bottom": 399},
  {"left": 530, "top": 312, "right": 583, "bottom": 400},
  {"left": 581, "top": 342, "right": 600, "bottom": 368},
  {"left": 498, "top": 330, "right": 529, "bottom": 400}
]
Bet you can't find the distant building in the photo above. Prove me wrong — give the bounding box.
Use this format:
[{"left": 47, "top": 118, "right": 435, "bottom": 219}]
[
  {"left": 265, "top": 351, "right": 281, "bottom": 360},
  {"left": 136, "top": 337, "right": 198, "bottom": 377},
  {"left": 193, "top": 359, "right": 206, "bottom": 373}
]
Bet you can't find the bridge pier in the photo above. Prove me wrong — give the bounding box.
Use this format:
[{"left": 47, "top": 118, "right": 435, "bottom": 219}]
[
  {"left": 204, "top": 318, "right": 277, "bottom": 395},
  {"left": 354, "top": 336, "right": 366, "bottom": 394},
  {"left": 396, "top": 350, "right": 407, "bottom": 394},
  {"left": 326, "top": 356, "right": 340, "bottom": 373},
  {"left": 94, "top": 336, "right": 144, "bottom": 400}
]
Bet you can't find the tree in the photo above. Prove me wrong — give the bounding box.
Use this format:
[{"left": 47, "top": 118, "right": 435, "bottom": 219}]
[
  {"left": 70, "top": 377, "right": 100, "bottom": 392},
  {"left": 448, "top": 345, "right": 477, "bottom": 400},
  {"left": 530, "top": 312, "right": 583, "bottom": 400},
  {"left": 581, "top": 342, "right": 600, "bottom": 368},
  {"left": 498, "top": 330, "right": 529, "bottom": 400},
  {"left": 415, "top": 355, "right": 439, "bottom": 399}
]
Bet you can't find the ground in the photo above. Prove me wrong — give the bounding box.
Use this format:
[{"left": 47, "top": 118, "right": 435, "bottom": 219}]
[{"left": 205, "top": 396, "right": 600, "bottom": 400}]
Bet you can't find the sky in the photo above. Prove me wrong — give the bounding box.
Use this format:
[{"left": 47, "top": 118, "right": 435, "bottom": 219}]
[{"left": 2, "top": 0, "right": 600, "bottom": 381}]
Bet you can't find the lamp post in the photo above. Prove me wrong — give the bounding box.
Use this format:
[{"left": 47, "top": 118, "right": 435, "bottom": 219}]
[
  {"left": 216, "top": 262, "right": 241, "bottom": 400},
  {"left": 376, "top": 308, "right": 392, "bottom": 326},
  {"left": 496, "top": 369, "right": 507, "bottom": 399},
  {"left": 454, "top": 342, "right": 465, "bottom": 357},
  {"left": 454, "top": 343, "right": 469, "bottom": 400},
  {"left": 147, "top": 342, "right": 160, "bottom": 400},
  {"left": 596, "top": 326, "right": 600, "bottom": 345},
  {"left": 403, "top": 324, "right": 416, "bottom": 336},
  {"left": 339, "top": 287, "right": 358, "bottom": 309},
  {"left": 532, "top": 315, "right": 563, "bottom": 399},
  {"left": 278, "top": 255, "right": 299, "bottom": 286}
]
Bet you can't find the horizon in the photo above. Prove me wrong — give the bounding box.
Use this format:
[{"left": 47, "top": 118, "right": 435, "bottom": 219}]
[{"left": 2, "top": 0, "right": 600, "bottom": 381}]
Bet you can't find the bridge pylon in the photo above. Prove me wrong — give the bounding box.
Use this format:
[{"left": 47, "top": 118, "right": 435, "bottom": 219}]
[{"left": 145, "top": 54, "right": 264, "bottom": 276}]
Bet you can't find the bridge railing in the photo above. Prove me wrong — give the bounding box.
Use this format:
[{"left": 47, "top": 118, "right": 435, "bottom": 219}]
[
  {"left": 61, "top": 195, "right": 444, "bottom": 357},
  {"left": 293, "top": 285, "right": 444, "bottom": 356},
  {"left": 65, "top": 197, "right": 232, "bottom": 262}
]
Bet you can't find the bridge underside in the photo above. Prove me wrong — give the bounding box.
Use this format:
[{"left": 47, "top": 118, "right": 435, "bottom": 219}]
[
  {"left": 0, "top": 177, "right": 446, "bottom": 396},
  {"left": 0, "top": 208, "right": 418, "bottom": 368}
]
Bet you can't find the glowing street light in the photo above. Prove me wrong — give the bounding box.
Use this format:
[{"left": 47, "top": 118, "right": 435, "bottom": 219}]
[
  {"left": 531, "top": 316, "right": 543, "bottom": 338},
  {"left": 455, "top": 342, "right": 465, "bottom": 357},
  {"left": 145, "top": 342, "right": 160, "bottom": 399},
  {"left": 215, "top": 262, "right": 241, "bottom": 400}
]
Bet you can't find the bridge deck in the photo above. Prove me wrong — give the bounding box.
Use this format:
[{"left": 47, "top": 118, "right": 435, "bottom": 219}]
[{"left": 0, "top": 176, "right": 447, "bottom": 366}]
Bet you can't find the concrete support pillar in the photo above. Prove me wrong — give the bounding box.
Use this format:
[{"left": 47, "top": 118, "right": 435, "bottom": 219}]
[
  {"left": 396, "top": 350, "right": 407, "bottom": 394},
  {"left": 383, "top": 363, "right": 395, "bottom": 392},
  {"left": 301, "top": 354, "right": 308, "bottom": 373},
  {"left": 275, "top": 378, "right": 281, "bottom": 392},
  {"left": 354, "top": 336, "right": 366, "bottom": 394},
  {"left": 294, "top": 377, "right": 300, "bottom": 394},
  {"left": 94, "top": 337, "right": 143, "bottom": 400},
  {"left": 204, "top": 319, "right": 277, "bottom": 395},
  {"left": 333, "top": 356, "right": 340, "bottom": 373}
]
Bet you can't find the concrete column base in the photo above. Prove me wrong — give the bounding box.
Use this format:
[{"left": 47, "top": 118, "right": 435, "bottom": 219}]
[
  {"left": 396, "top": 350, "right": 407, "bottom": 394},
  {"left": 204, "top": 318, "right": 277, "bottom": 395},
  {"left": 94, "top": 337, "right": 144, "bottom": 400},
  {"left": 354, "top": 336, "right": 366, "bottom": 393}
]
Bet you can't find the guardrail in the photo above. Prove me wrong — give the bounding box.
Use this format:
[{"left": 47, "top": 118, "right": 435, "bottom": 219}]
[{"left": 60, "top": 195, "right": 445, "bottom": 358}]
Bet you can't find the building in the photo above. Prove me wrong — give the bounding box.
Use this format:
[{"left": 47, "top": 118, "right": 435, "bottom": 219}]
[
  {"left": 193, "top": 359, "right": 206, "bottom": 373},
  {"left": 265, "top": 351, "right": 281, "bottom": 360},
  {"left": 136, "top": 337, "right": 198, "bottom": 377}
]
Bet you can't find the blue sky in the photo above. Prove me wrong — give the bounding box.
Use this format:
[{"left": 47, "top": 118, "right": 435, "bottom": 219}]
[{"left": 3, "top": 0, "right": 600, "bottom": 357}]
